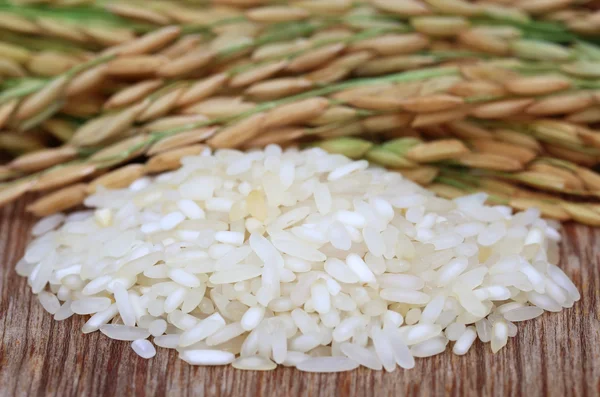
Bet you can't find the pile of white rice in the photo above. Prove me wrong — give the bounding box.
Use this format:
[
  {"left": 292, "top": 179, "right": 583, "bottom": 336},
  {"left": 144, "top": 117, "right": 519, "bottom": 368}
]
[{"left": 17, "top": 146, "right": 579, "bottom": 372}]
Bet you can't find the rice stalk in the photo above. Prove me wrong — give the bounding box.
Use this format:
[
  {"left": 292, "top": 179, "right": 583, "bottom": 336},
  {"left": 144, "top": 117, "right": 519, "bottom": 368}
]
[
  {"left": 2, "top": 17, "right": 595, "bottom": 137},
  {"left": 1, "top": 58, "right": 600, "bottom": 223}
]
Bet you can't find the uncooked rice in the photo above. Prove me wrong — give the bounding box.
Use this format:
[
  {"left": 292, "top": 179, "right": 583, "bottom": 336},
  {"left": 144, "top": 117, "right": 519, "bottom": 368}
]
[{"left": 17, "top": 145, "right": 579, "bottom": 372}]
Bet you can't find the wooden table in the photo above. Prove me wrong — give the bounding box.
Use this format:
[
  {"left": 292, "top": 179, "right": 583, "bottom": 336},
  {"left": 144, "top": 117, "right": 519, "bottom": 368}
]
[{"left": 1, "top": 197, "right": 599, "bottom": 397}]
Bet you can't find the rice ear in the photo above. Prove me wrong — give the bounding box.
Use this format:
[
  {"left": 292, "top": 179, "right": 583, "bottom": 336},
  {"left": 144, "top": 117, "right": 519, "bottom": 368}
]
[
  {"left": 207, "top": 113, "right": 266, "bottom": 149},
  {"left": 361, "top": 114, "right": 413, "bottom": 133},
  {"left": 147, "top": 128, "right": 217, "bottom": 155},
  {"left": 286, "top": 43, "right": 346, "bottom": 73},
  {"left": 88, "top": 164, "right": 146, "bottom": 193},
  {"left": 10, "top": 146, "right": 79, "bottom": 172},
  {"left": 561, "top": 203, "right": 600, "bottom": 226},
  {"left": 503, "top": 75, "right": 572, "bottom": 96},
  {"left": 561, "top": 61, "right": 600, "bottom": 78},
  {"left": 73, "top": 100, "right": 150, "bottom": 147},
  {"left": 114, "top": 26, "right": 181, "bottom": 56},
  {"left": 447, "top": 121, "right": 493, "bottom": 140},
  {"left": 136, "top": 86, "right": 185, "bottom": 122},
  {"left": 458, "top": 153, "right": 524, "bottom": 172},
  {"left": 512, "top": 171, "right": 568, "bottom": 191},
  {"left": 471, "top": 99, "right": 534, "bottom": 119},
  {"left": 89, "top": 134, "right": 150, "bottom": 165},
  {"left": 0, "top": 58, "right": 26, "bottom": 77},
  {"left": 526, "top": 93, "right": 594, "bottom": 116},
  {"left": 263, "top": 97, "right": 329, "bottom": 129},
  {"left": 0, "top": 42, "right": 31, "bottom": 63},
  {"left": 449, "top": 80, "right": 506, "bottom": 98},
  {"left": 176, "top": 73, "right": 229, "bottom": 107},
  {"left": 105, "top": 3, "right": 171, "bottom": 25},
  {"left": 180, "top": 96, "right": 255, "bottom": 119},
  {"left": 510, "top": 39, "right": 572, "bottom": 62},
  {"left": 354, "top": 55, "right": 437, "bottom": 76},
  {"left": 160, "top": 35, "right": 204, "bottom": 59},
  {"left": 42, "top": 119, "right": 77, "bottom": 142},
  {"left": 398, "top": 94, "right": 464, "bottom": 113},
  {"left": 458, "top": 30, "right": 509, "bottom": 55},
  {"left": 349, "top": 33, "right": 430, "bottom": 56},
  {"left": 0, "top": 12, "right": 40, "bottom": 34},
  {"left": 371, "top": 0, "right": 431, "bottom": 15},
  {"left": 308, "top": 106, "right": 358, "bottom": 126},
  {"left": 345, "top": 96, "right": 405, "bottom": 111},
  {"left": 406, "top": 139, "right": 470, "bottom": 162},
  {"left": 0, "top": 100, "right": 17, "bottom": 129},
  {"left": 428, "top": 183, "right": 465, "bottom": 199},
  {"left": 36, "top": 18, "right": 88, "bottom": 43},
  {"left": 293, "top": 0, "right": 353, "bottom": 13},
  {"left": 424, "top": 0, "right": 480, "bottom": 16},
  {"left": 509, "top": 198, "right": 571, "bottom": 221},
  {"left": 15, "top": 75, "right": 69, "bottom": 121},
  {"left": 143, "top": 115, "right": 208, "bottom": 132},
  {"left": 30, "top": 163, "right": 97, "bottom": 192},
  {"left": 399, "top": 166, "right": 439, "bottom": 184},
  {"left": 104, "top": 80, "right": 164, "bottom": 110},
  {"left": 494, "top": 129, "right": 543, "bottom": 153},
  {"left": 544, "top": 144, "right": 597, "bottom": 167},
  {"left": 27, "top": 183, "right": 88, "bottom": 217},
  {"left": 85, "top": 25, "right": 136, "bottom": 46},
  {"left": 157, "top": 48, "right": 216, "bottom": 78},
  {"left": 366, "top": 147, "right": 417, "bottom": 168},
  {"left": 229, "top": 60, "right": 289, "bottom": 88},
  {"left": 246, "top": 6, "right": 310, "bottom": 22},
  {"left": 245, "top": 78, "right": 313, "bottom": 100},
  {"left": 411, "top": 109, "right": 467, "bottom": 127},
  {"left": 66, "top": 65, "right": 108, "bottom": 97},
  {"left": 566, "top": 106, "right": 600, "bottom": 124},
  {"left": 411, "top": 16, "right": 470, "bottom": 37},
  {"left": 105, "top": 56, "right": 168, "bottom": 77},
  {"left": 0, "top": 179, "right": 34, "bottom": 207},
  {"left": 26, "top": 52, "right": 78, "bottom": 77},
  {"left": 517, "top": 0, "right": 574, "bottom": 14},
  {"left": 145, "top": 144, "right": 207, "bottom": 173},
  {"left": 470, "top": 140, "right": 537, "bottom": 164},
  {"left": 575, "top": 167, "right": 600, "bottom": 191},
  {"left": 528, "top": 163, "right": 584, "bottom": 190}
]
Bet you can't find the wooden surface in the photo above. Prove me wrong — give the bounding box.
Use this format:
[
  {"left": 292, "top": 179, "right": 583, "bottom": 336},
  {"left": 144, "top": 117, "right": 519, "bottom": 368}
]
[{"left": 0, "top": 197, "right": 599, "bottom": 397}]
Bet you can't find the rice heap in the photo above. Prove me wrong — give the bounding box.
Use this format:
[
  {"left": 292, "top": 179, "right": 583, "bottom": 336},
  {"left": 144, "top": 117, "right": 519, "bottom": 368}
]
[{"left": 17, "top": 146, "right": 580, "bottom": 372}]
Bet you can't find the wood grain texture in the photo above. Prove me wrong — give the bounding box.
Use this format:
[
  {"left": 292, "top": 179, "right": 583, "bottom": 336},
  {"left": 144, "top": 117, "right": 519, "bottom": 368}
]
[{"left": 0, "top": 197, "right": 599, "bottom": 397}]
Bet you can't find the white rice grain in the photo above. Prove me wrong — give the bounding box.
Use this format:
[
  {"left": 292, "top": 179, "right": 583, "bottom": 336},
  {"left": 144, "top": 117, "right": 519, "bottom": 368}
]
[
  {"left": 132, "top": 339, "right": 157, "bottom": 359},
  {"left": 17, "top": 146, "right": 577, "bottom": 373},
  {"left": 296, "top": 356, "right": 359, "bottom": 372}
]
